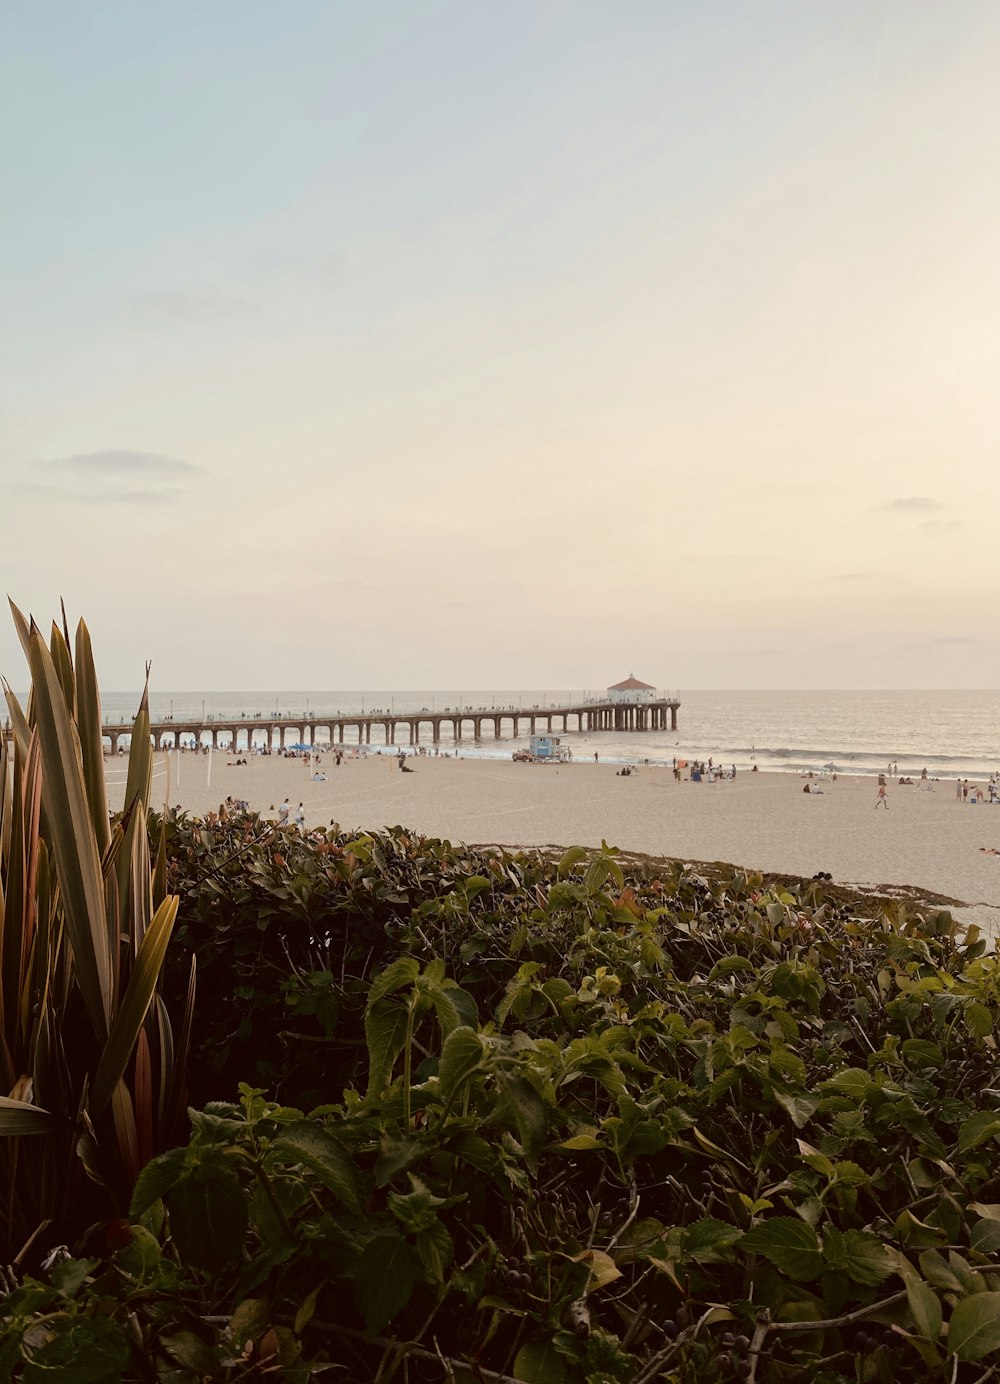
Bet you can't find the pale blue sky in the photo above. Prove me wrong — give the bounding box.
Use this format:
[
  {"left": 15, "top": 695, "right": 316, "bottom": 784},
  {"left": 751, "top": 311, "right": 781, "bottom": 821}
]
[{"left": 3, "top": 2, "right": 1000, "bottom": 689}]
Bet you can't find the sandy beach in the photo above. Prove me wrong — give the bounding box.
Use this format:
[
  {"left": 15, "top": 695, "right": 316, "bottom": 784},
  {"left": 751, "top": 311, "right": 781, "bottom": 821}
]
[{"left": 107, "top": 751, "right": 1000, "bottom": 932}]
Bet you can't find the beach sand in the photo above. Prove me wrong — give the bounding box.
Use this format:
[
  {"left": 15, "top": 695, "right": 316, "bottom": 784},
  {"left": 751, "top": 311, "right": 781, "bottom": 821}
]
[{"left": 109, "top": 751, "right": 1000, "bottom": 932}]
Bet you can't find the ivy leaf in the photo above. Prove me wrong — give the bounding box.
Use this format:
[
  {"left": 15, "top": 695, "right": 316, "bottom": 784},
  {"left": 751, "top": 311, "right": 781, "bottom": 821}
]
[
  {"left": 272, "top": 1121, "right": 364, "bottom": 1215},
  {"left": 353, "top": 1233, "right": 420, "bottom": 1334},
  {"left": 948, "top": 1292, "right": 1000, "bottom": 1361},
  {"left": 740, "top": 1218, "right": 823, "bottom": 1282}
]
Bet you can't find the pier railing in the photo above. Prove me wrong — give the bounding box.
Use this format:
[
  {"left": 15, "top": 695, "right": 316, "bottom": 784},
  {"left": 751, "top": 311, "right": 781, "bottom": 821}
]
[{"left": 82, "top": 694, "right": 681, "bottom": 754}]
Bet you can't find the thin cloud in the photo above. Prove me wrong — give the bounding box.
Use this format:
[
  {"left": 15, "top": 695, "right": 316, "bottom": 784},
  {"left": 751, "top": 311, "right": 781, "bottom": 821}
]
[
  {"left": 44, "top": 449, "right": 205, "bottom": 480},
  {"left": 15, "top": 449, "right": 206, "bottom": 505},
  {"left": 932, "top": 635, "right": 976, "bottom": 645},
  {"left": 919, "top": 518, "right": 965, "bottom": 533},
  {"left": 871, "top": 496, "right": 945, "bottom": 513}
]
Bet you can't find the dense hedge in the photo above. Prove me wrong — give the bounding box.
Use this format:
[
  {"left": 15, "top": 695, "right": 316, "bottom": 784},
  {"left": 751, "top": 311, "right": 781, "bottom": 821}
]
[{"left": 4, "top": 817, "right": 1000, "bottom": 1382}]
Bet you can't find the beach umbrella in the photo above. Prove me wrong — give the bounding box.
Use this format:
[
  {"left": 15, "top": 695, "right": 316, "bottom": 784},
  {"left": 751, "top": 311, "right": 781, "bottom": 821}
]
[{"left": 286, "top": 742, "right": 312, "bottom": 751}]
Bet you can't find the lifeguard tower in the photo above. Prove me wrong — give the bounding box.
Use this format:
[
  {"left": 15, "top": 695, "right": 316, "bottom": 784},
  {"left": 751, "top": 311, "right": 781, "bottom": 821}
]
[{"left": 529, "top": 733, "right": 572, "bottom": 762}]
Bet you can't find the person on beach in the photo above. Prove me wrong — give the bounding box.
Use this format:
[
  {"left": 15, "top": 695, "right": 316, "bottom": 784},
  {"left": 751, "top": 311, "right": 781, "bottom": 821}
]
[
  {"left": 957, "top": 778, "right": 963, "bottom": 800},
  {"left": 278, "top": 798, "right": 290, "bottom": 825},
  {"left": 963, "top": 781, "right": 969, "bottom": 803},
  {"left": 294, "top": 802, "right": 305, "bottom": 828},
  {"left": 876, "top": 783, "right": 888, "bottom": 810}
]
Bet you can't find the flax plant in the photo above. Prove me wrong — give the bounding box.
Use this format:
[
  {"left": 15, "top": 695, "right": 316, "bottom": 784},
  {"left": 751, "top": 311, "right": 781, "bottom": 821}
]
[{"left": 0, "top": 602, "right": 194, "bottom": 1260}]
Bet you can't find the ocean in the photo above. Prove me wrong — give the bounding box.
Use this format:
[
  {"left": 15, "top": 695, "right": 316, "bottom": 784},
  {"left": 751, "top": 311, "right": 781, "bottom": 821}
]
[{"left": 83, "top": 689, "right": 1000, "bottom": 781}]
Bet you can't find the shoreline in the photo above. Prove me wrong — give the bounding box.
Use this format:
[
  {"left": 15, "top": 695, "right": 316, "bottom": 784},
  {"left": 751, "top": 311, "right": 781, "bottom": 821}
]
[{"left": 108, "top": 753, "right": 1000, "bottom": 934}]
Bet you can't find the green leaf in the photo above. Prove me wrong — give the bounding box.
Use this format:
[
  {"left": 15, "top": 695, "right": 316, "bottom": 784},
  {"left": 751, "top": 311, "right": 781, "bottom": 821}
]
[
  {"left": 740, "top": 1218, "right": 823, "bottom": 1282},
  {"left": 51, "top": 1257, "right": 99, "bottom": 1299},
  {"left": 273, "top": 1121, "right": 364, "bottom": 1215},
  {"left": 374, "top": 1137, "right": 423, "bottom": 1187},
  {"left": 0, "top": 1095, "right": 57, "bottom": 1135},
  {"left": 684, "top": 1218, "right": 742, "bottom": 1261},
  {"left": 901, "top": 1039, "right": 944, "bottom": 1069},
  {"left": 129, "top": 1145, "right": 187, "bottom": 1217},
  {"left": 294, "top": 1285, "right": 321, "bottom": 1335},
  {"left": 414, "top": 1220, "right": 454, "bottom": 1281},
  {"left": 919, "top": 1249, "right": 966, "bottom": 1294},
  {"left": 90, "top": 895, "right": 178, "bottom": 1116},
  {"left": 557, "top": 847, "right": 588, "bottom": 878},
  {"left": 514, "top": 1337, "right": 567, "bottom": 1384},
  {"left": 773, "top": 1089, "right": 819, "bottom": 1128},
  {"left": 438, "top": 1026, "right": 485, "bottom": 1105},
  {"left": 500, "top": 1075, "right": 549, "bottom": 1167},
  {"left": 166, "top": 1156, "right": 248, "bottom": 1273},
  {"left": 364, "top": 1001, "right": 408, "bottom": 1098},
  {"left": 227, "top": 1298, "right": 270, "bottom": 1354},
  {"left": 822, "top": 1227, "right": 895, "bottom": 1286},
  {"left": 366, "top": 957, "right": 420, "bottom": 1009},
  {"left": 907, "top": 1277, "right": 942, "bottom": 1342},
  {"left": 161, "top": 1331, "right": 214, "bottom": 1373},
  {"left": 948, "top": 1292, "right": 1000, "bottom": 1361},
  {"left": 971, "top": 1219, "right": 1000, "bottom": 1254},
  {"left": 966, "top": 1003, "right": 994, "bottom": 1038},
  {"left": 74, "top": 619, "right": 111, "bottom": 856},
  {"left": 20, "top": 1315, "right": 130, "bottom": 1382},
  {"left": 709, "top": 955, "right": 756, "bottom": 978},
  {"left": 353, "top": 1233, "right": 420, "bottom": 1333},
  {"left": 20, "top": 629, "right": 112, "bottom": 1038},
  {"left": 958, "top": 1112, "right": 1000, "bottom": 1154}
]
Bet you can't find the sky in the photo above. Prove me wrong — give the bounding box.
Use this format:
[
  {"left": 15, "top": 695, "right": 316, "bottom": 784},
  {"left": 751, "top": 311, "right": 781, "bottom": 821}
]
[{"left": 2, "top": 1, "right": 1000, "bottom": 691}]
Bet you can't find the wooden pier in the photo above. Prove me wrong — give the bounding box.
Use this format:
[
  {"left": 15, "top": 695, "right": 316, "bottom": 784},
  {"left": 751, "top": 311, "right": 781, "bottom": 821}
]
[{"left": 96, "top": 695, "right": 680, "bottom": 754}]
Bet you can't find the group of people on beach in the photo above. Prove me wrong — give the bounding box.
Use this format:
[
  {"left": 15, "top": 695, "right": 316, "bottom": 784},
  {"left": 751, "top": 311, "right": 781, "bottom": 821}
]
[
  {"left": 269, "top": 799, "right": 306, "bottom": 828},
  {"left": 685, "top": 759, "right": 736, "bottom": 783},
  {"left": 957, "top": 778, "right": 1000, "bottom": 805}
]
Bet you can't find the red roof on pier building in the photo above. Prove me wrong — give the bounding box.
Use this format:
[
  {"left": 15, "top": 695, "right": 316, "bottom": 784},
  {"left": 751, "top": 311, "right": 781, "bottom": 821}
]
[{"left": 608, "top": 675, "right": 655, "bottom": 691}]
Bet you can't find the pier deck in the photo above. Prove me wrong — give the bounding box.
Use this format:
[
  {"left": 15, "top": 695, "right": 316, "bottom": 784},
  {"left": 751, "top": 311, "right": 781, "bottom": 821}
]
[{"left": 95, "top": 696, "right": 680, "bottom": 753}]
